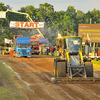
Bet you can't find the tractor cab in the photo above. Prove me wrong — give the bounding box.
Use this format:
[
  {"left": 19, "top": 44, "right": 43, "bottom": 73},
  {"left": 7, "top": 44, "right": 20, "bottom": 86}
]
[{"left": 66, "top": 37, "right": 81, "bottom": 54}]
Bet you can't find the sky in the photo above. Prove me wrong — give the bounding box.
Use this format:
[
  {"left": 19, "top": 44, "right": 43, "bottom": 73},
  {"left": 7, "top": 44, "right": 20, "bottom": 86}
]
[{"left": 1, "top": 0, "right": 100, "bottom": 13}]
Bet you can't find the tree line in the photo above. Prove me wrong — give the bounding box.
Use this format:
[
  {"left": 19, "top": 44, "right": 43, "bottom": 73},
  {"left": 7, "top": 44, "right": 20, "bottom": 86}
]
[{"left": 0, "top": 2, "right": 100, "bottom": 46}]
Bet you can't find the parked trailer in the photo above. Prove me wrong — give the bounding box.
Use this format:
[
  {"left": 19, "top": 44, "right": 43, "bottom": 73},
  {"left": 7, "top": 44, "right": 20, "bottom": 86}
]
[{"left": 14, "top": 37, "right": 31, "bottom": 57}]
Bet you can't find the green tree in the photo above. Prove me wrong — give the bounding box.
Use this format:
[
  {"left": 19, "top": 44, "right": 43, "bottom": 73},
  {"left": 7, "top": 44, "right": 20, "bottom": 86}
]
[
  {"left": 52, "top": 11, "right": 65, "bottom": 30},
  {"left": 85, "top": 10, "right": 91, "bottom": 23},
  {"left": 39, "top": 2, "right": 54, "bottom": 26},
  {"left": 90, "top": 8, "right": 100, "bottom": 23},
  {"left": 19, "top": 5, "right": 42, "bottom": 22},
  {"left": 60, "top": 6, "right": 76, "bottom": 36},
  {"left": 76, "top": 10, "right": 86, "bottom": 23}
]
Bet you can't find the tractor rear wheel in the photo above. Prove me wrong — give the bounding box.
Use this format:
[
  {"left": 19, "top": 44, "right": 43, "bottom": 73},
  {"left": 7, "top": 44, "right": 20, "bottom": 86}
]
[
  {"left": 54, "top": 59, "right": 57, "bottom": 77},
  {"left": 85, "top": 62, "right": 93, "bottom": 77},
  {"left": 57, "top": 62, "right": 66, "bottom": 77}
]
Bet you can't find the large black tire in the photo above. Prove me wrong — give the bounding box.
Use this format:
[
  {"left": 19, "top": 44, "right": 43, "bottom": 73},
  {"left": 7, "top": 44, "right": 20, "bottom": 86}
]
[
  {"left": 57, "top": 62, "right": 66, "bottom": 77},
  {"left": 54, "top": 59, "right": 57, "bottom": 77},
  {"left": 37, "top": 53, "right": 39, "bottom": 55},
  {"left": 85, "top": 62, "right": 93, "bottom": 77}
]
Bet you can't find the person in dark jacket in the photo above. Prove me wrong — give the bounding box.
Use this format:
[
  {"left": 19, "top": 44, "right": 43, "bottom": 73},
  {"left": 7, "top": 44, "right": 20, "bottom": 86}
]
[{"left": 47, "top": 47, "right": 49, "bottom": 55}]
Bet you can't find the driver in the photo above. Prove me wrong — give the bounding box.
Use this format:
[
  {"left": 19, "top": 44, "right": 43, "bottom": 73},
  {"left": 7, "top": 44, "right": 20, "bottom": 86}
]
[
  {"left": 18, "top": 44, "right": 20, "bottom": 47},
  {"left": 76, "top": 41, "right": 80, "bottom": 51},
  {"left": 70, "top": 41, "right": 74, "bottom": 48}
]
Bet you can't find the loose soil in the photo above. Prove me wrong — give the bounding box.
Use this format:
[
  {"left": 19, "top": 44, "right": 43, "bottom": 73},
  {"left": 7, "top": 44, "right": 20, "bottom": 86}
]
[{"left": 0, "top": 55, "right": 100, "bottom": 100}]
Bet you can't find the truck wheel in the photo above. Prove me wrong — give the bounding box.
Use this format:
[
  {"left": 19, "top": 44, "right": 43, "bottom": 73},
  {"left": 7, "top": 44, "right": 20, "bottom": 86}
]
[
  {"left": 85, "top": 62, "right": 93, "bottom": 77},
  {"left": 57, "top": 62, "right": 66, "bottom": 77}
]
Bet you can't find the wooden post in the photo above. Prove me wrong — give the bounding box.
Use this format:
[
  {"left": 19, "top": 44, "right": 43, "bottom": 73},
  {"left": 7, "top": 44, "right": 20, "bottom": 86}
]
[{"left": 94, "top": 43, "right": 95, "bottom": 56}]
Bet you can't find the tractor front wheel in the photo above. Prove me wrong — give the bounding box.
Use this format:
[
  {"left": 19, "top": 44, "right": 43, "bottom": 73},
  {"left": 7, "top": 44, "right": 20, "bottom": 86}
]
[
  {"left": 85, "top": 62, "right": 93, "bottom": 77},
  {"left": 57, "top": 62, "right": 66, "bottom": 77}
]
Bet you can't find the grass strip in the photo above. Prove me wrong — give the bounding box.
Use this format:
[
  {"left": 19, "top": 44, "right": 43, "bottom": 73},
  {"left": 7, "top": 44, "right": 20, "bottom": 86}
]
[
  {"left": 92, "top": 60, "right": 100, "bottom": 70},
  {"left": 0, "top": 61, "right": 25, "bottom": 100}
]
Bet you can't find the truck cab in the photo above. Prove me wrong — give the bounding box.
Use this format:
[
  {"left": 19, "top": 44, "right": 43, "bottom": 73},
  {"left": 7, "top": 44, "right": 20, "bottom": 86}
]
[{"left": 14, "top": 37, "right": 31, "bottom": 57}]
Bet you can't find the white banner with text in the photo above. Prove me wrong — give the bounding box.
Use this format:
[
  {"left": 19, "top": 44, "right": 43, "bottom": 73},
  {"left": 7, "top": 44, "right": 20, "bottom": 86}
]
[{"left": 10, "top": 21, "right": 44, "bottom": 28}]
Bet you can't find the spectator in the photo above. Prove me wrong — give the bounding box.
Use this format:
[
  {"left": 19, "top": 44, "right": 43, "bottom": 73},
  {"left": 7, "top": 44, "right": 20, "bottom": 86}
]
[
  {"left": 50, "top": 46, "right": 54, "bottom": 56},
  {"left": 43, "top": 47, "right": 45, "bottom": 54},
  {"left": 59, "top": 47, "right": 62, "bottom": 56},
  {"left": 47, "top": 47, "right": 49, "bottom": 55},
  {"left": 41, "top": 47, "right": 43, "bottom": 55},
  {"left": 57, "top": 45, "right": 59, "bottom": 51},
  {"left": 53, "top": 46, "right": 56, "bottom": 52},
  {"left": 0, "top": 46, "right": 2, "bottom": 55},
  {"left": 18, "top": 44, "right": 20, "bottom": 48}
]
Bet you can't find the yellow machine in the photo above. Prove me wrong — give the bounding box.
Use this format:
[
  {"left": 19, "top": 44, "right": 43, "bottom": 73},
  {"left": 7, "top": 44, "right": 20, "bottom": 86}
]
[{"left": 51, "top": 36, "right": 100, "bottom": 83}]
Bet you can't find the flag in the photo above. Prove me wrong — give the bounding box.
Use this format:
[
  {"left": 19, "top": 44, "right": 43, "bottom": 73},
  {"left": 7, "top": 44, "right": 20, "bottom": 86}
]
[
  {"left": 5, "top": 38, "right": 12, "bottom": 44},
  {"left": 58, "top": 33, "right": 62, "bottom": 38},
  {"left": 87, "top": 33, "right": 91, "bottom": 41}
]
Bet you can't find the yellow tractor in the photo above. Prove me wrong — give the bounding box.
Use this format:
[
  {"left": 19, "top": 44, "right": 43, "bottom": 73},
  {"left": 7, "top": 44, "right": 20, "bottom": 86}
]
[{"left": 51, "top": 36, "right": 100, "bottom": 83}]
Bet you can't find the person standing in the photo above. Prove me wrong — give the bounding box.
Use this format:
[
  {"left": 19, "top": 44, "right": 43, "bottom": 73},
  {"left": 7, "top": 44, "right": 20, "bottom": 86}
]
[
  {"left": 47, "top": 47, "right": 49, "bottom": 55},
  {"left": 41, "top": 47, "right": 43, "bottom": 55},
  {"left": 0, "top": 46, "right": 2, "bottom": 55},
  {"left": 59, "top": 47, "right": 62, "bottom": 56},
  {"left": 50, "top": 46, "right": 54, "bottom": 56}
]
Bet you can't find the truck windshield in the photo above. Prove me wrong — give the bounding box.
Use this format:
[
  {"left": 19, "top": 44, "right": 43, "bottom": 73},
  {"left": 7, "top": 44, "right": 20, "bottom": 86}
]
[
  {"left": 32, "top": 47, "right": 39, "bottom": 50},
  {"left": 66, "top": 37, "right": 81, "bottom": 53},
  {"left": 18, "top": 43, "right": 31, "bottom": 48}
]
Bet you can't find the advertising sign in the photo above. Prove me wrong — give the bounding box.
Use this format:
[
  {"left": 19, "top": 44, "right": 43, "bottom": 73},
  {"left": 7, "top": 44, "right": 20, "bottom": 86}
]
[
  {"left": 0, "top": 11, "right": 6, "bottom": 18},
  {"left": 10, "top": 21, "right": 44, "bottom": 28},
  {"left": 39, "top": 39, "right": 47, "bottom": 43},
  {"left": 78, "top": 24, "right": 100, "bottom": 43}
]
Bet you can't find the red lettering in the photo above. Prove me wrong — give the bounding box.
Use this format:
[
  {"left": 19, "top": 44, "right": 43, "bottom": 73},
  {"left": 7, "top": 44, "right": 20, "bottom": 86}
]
[
  {"left": 30, "top": 22, "right": 34, "bottom": 27},
  {"left": 35, "top": 23, "right": 39, "bottom": 27},
  {"left": 20, "top": 22, "right": 24, "bottom": 27},
  {"left": 15, "top": 22, "right": 20, "bottom": 27},
  {"left": 24, "top": 22, "right": 29, "bottom": 27}
]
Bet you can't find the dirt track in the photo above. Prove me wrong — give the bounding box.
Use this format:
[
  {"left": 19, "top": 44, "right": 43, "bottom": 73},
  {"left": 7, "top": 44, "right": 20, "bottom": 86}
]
[{"left": 0, "top": 55, "right": 100, "bottom": 100}]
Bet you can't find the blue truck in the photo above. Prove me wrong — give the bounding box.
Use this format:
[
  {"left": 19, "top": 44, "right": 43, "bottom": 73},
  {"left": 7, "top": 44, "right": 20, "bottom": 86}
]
[{"left": 14, "top": 37, "right": 31, "bottom": 57}]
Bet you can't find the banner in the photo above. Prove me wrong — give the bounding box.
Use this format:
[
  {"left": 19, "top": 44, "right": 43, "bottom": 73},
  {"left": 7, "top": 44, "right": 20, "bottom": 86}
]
[
  {"left": 0, "top": 11, "right": 6, "bottom": 18},
  {"left": 10, "top": 21, "right": 44, "bottom": 28},
  {"left": 5, "top": 38, "right": 12, "bottom": 44},
  {"left": 78, "top": 24, "right": 100, "bottom": 43}
]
